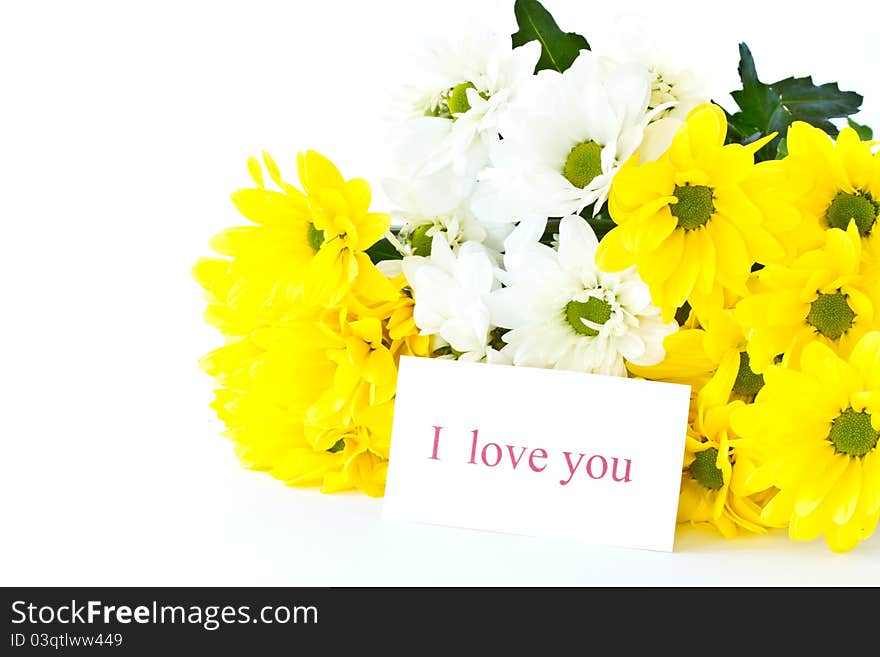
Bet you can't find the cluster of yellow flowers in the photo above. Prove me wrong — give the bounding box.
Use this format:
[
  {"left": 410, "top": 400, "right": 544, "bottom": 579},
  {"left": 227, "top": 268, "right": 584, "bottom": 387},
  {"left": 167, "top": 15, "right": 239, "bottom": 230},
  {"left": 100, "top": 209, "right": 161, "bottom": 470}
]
[
  {"left": 606, "top": 104, "right": 880, "bottom": 551},
  {"left": 194, "top": 151, "right": 429, "bottom": 497}
]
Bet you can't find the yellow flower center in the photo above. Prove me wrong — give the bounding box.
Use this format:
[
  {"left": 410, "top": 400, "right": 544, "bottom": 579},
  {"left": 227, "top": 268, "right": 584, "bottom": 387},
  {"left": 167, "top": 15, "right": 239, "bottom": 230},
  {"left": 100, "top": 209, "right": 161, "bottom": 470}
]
[
  {"left": 732, "top": 351, "right": 764, "bottom": 399},
  {"left": 689, "top": 446, "right": 724, "bottom": 490},
  {"left": 807, "top": 291, "right": 855, "bottom": 340},
  {"left": 565, "top": 296, "right": 612, "bottom": 337},
  {"left": 825, "top": 191, "right": 879, "bottom": 236},
  {"left": 307, "top": 223, "right": 325, "bottom": 253},
  {"left": 563, "top": 141, "right": 603, "bottom": 189},
  {"left": 409, "top": 224, "right": 434, "bottom": 256},
  {"left": 671, "top": 184, "right": 715, "bottom": 231},
  {"left": 828, "top": 408, "right": 879, "bottom": 457}
]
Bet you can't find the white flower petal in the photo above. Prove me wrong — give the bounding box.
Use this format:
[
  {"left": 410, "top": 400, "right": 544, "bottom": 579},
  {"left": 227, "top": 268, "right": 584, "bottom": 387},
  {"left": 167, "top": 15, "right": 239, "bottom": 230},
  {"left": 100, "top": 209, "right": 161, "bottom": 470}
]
[
  {"left": 557, "top": 216, "right": 599, "bottom": 273},
  {"left": 615, "top": 332, "right": 646, "bottom": 361},
  {"left": 474, "top": 50, "right": 653, "bottom": 221},
  {"left": 615, "top": 279, "right": 652, "bottom": 314}
]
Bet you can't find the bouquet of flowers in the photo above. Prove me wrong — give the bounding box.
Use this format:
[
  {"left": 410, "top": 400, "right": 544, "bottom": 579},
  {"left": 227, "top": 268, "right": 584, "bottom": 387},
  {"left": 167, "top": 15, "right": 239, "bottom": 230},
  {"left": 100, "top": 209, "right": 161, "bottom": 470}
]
[{"left": 195, "top": 0, "right": 880, "bottom": 552}]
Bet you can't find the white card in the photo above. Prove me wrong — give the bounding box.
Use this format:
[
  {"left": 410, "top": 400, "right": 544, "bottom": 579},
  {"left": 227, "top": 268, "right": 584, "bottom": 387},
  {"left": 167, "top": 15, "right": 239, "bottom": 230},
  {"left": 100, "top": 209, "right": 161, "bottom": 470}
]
[{"left": 383, "top": 356, "right": 691, "bottom": 552}]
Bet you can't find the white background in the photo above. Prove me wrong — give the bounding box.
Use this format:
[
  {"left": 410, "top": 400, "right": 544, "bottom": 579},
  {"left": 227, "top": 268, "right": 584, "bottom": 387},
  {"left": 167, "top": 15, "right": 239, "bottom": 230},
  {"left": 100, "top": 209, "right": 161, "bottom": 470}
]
[{"left": 1, "top": 0, "right": 879, "bottom": 586}]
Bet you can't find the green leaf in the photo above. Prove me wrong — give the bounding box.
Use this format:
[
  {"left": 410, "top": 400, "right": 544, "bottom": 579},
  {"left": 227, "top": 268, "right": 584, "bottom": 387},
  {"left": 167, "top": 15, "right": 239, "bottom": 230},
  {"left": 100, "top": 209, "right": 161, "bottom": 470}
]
[
  {"left": 326, "top": 438, "right": 345, "bottom": 454},
  {"left": 674, "top": 302, "right": 692, "bottom": 327},
  {"left": 728, "top": 44, "right": 778, "bottom": 139},
  {"left": 775, "top": 137, "right": 788, "bottom": 159},
  {"left": 539, "top": 217, "right": 561, "bottom": 245},
  {"left": 770, "top": 75, "right": 861, "bottom": 134},
  {"left": 847, "top": 117, "right": 873, "bottom": 140},
  {"left": 366, "top": 237, "right": 403, "bottom": 265},
  {"left": 511, "top": 0, "right": 589, "bottom": 73},
  {"left": 728, "top": 43, "right": 862, "bottom": 160},
  {"left": 584, "top": 204, "right": 616, "bottom": 241},
  {"left": 534, "top": 206, "right": 616, "bottom": 245}
]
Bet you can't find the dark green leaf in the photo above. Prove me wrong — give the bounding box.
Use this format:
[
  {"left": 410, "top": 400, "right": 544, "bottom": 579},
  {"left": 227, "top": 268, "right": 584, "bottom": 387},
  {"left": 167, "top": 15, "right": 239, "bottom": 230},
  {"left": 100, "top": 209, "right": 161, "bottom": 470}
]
[
  {"left": 770, "top": 75, "right": 861, "bottom": 133},
  {"left": 366, "top": 237, "right": 403, "bottom": 264},
  {"left": 847, "top": 117, "right": 873, "bottom": 140},
  {"left": 583, "top": 204, "right": 616, "bottom": 241},
  {"left": 539, "top": 217, "right": 561, "bottom": 245},
  {"left": 729, "top": 44, "right": 777, "bottom": 137},
  {"left": 727, "top": 43, "right": 862, "bottom": 161},
  {"left": 674, "top": 302, "right": 692, "bottom": 327},
  {"left": 511, "top": 0, "right": 589, "bottom": 73}
]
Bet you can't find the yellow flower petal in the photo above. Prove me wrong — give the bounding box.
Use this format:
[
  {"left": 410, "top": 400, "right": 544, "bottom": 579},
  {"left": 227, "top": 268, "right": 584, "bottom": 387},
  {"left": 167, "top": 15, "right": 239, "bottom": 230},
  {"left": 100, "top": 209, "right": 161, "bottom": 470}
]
[
  {"left": 355, "top": 212, "right": 392, "bottom": 250},
  {"left": 800, "top": 340, "right": 860, "bottom": 411},
  {"left": 793, "top": 451, "right": 848, "bottom": 517},
  {"left": 825, "top": 519, "right": 867, "bottom": 553},
  {"left": 662, "top": 229, "right": 701, "bottom": 310},
  {"left": 857, "top": 451, "right": 880, "bottom": 516},
  {"left": 684, "top": 103, "right": 726, "bottom": 160},
  {"left": 594, "top": 226, "right": 636, "bottom": 272},
  {"left": 761, "top": 487, "right": 796, "bottom": 526},
  {"left": 826, "top": 458, "right": 863, "bottom": 526},
  {"left": 850, "top": 331, "right": 880, "bottom": 389},
  {"left": 706, "top": 216, "right": 750, "bottom": 295},
  {"left": 297, "top": 150, "right": 344, "bottom": 196}
]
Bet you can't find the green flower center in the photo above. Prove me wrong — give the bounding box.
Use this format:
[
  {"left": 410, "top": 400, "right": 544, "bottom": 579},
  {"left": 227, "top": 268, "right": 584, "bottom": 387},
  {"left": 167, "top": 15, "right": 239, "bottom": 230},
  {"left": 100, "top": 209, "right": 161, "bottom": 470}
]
[
  {"left": 689, "top": 446, "right": 724, "bottom": 490},
  {"left": 447, "top": 82, "right": 476, "bottom": 115},
  {"left": 327, "top": 438, "right": 345, "bottom": 453},
  {"left": 671, "top": 184, "right": 715, "bottom": 231},
  {"left": 732, "top": 351, "right": 765, "bottom": 398},
  {"left": 565, "top": 297, "right": 613, "bottom": 337},
  {"left": 828, "top": 408, "right": 879, "bottom": 457},
  {"left": 807, "top": 291, "right": 855, "bottom": 340},
  {"left": 307, "top": 223, "right": 325, "bottom": 253},
  {"left": 563, "top": 141, "right": 604, "bottom": 189},
  {"left": 825, "top": 191, "right": 879, "bottom": 236},
  {"left": 427, "top": 82, "right": 488, "bottom": 119},
  {"left": 409, "top": 224, "right": 434, "bottom": 256}
]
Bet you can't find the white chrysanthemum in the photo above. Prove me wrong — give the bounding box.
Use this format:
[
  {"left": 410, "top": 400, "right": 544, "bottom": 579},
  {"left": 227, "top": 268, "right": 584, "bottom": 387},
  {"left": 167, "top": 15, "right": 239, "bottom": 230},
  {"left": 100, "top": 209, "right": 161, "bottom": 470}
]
[
  {"left": 591, "top": 23, "right": 712, "bottom": 120},
  {"left": 400, "top": 31, "right": 540, "bottom": 150},
  {"left": 384, "top": 117, "right": 481, "bottom": 218},
  {"left": 388, "top": 31, "right": 541, "bottom": 195},
  {"left": 402, "top": 233, "right": 498, "bottom": 362},
  {"left": 383, "top": 176, "right": 511, "bottom": 260},
  {"left": 488, "top": 216, "right": 677, "bottom": 376},
  {"left": 592, "top": 28, "right": 713, "bottom": 162},
  {"left": 471, "top": 51, "right": 658, "bottom": 224}
]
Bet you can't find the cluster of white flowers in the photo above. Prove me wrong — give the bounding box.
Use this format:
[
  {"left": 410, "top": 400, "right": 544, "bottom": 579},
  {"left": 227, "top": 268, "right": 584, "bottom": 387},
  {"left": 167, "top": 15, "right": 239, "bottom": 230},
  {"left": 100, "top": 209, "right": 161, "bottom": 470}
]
[{"left": 385, "top": 28, "right": 706, "bottom": 375}]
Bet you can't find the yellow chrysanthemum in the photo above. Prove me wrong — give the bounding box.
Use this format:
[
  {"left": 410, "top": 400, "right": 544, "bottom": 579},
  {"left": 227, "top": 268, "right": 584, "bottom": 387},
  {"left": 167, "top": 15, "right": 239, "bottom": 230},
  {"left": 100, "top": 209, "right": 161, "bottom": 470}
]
[
  {"left": 736, "top": 222, "right": 879, "bottom": 373},
  {"left": 731, "top": 332, "right": 880, "bottom": 552},
  {"left": 202, "top": 269, "right": 429, "bottom": 497},
  {"left": 632, "top": 309, "right": 770, "bottom": 536},
  {"left": 196, "top": 153, "right": 429, "bottom": 496},
  {"left": 194, "top": 151, "right": 390, "bottom": 335},
  {"left": 295, "top": 150, "right": 392, "bottom": 304},
  {"left": 740, "top": 157, "right": 813, "bottom": 263},
  {"left": 783, "top": 122, "right": 880, "bottom": 254},
  {"left": 678, "top": 402, "right": 769, "bottom": 538},
  {"left": 596, "top": 103, "right": 786, "bottom": 322},
  {"left": 630, "top": 307, "right": 767, "bottom": 402}
]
